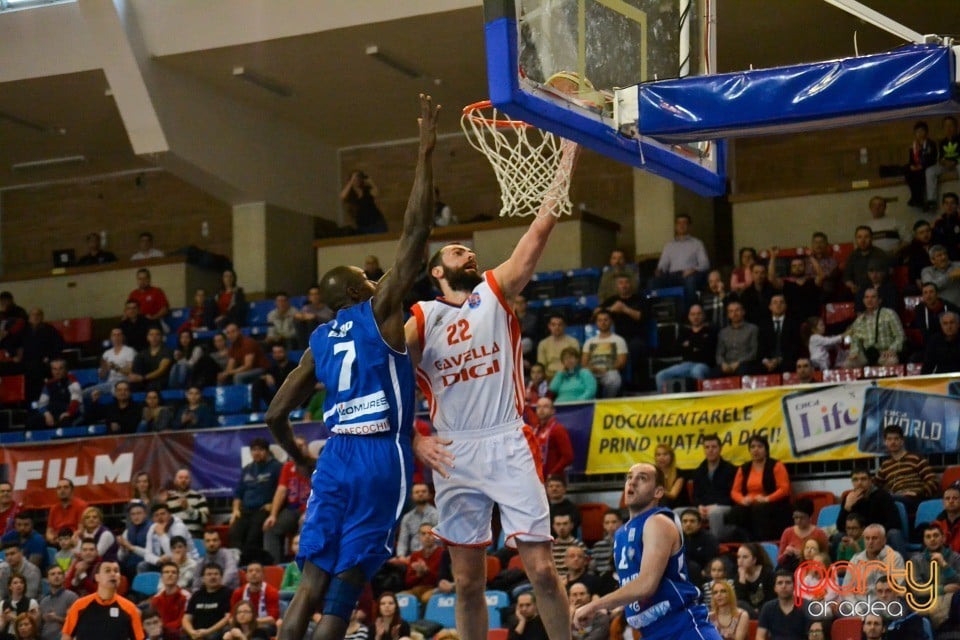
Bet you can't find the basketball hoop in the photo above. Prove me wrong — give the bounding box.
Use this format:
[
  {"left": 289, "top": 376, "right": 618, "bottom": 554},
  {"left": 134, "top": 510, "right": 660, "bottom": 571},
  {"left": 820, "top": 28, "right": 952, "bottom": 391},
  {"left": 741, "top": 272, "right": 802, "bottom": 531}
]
[{"left": 461, "top": 100, "right": 575, "bottom": 218}]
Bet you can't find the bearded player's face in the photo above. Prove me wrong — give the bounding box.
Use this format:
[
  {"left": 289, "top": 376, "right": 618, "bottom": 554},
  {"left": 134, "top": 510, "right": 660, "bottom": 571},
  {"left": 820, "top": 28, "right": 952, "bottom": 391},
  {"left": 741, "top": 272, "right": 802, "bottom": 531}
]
[{"left": 441, "top": 245, "right": 482, "bottom": 292}]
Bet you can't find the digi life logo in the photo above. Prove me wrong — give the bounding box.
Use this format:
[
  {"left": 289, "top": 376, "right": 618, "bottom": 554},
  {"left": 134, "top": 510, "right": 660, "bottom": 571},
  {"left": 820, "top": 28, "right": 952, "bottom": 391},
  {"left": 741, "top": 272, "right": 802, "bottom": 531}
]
[{"left": 782, "top": 383, "right": 871, "bottom": 456}]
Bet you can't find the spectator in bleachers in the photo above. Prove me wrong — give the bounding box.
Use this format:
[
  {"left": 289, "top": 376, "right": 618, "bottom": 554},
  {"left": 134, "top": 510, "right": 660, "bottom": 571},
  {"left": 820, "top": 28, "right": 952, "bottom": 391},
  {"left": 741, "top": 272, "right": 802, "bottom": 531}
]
[
  {"left": 181, "top": 564, "right": 232, "bottom": 640},
  {"left": 169, "top": 536, "right": 197, "bottom": 589},
  {"left": 775, "top": 499, "right": 827, "bottom": 573},
  {"left": 807, "top": 232, "right": 840, "bottom": 295},
  {"left": 933, "top": 193, "right": 960, "bottom": 259},
  {"left": 792, "top": 358, "right": 816, "bottom": 383},
  {"left": 89, "top": 381, "right": 141, "bottom": 435},
  {"left": 805, "top": 318, "right": 841, "bottom": 371},
  {"left": 0, "top": 543, "right": 40, "bottom": 600},
  {"left": 768, "top": 254, "right": 823, "bottom": 323},
  {"left": 214, "top": 270, "right": 249, "bottom": 330},
  {"left": 121, "top": 503, "right": 195, "bottom": 574},
  {"left": 133, "top": 472, "right": 158, "bottom": 507},
  {"left": 28, "top": 359, "right": 81, "bottom": 429},
  {"left": 150, "top": 561, "right": 189, "bottom": 640},
  {"left": 912, "top": 282, "right": 958, "bottom": 342},
  {"left": 581, "top": 310, "right": 627, "bottom": 398},
  {"left": 218, "top": 323, "right": 270, "bottom": 387},
  {"left": 739, "top": 263, "right": 776, "bottom": 325},
  {"left": 567, "top": 582, "right": 609, "bottom": 640},
  {"left": 864, "top": 196, "right": 905, "bottom": 255},
  {"left": 220, "top": 601, "right": 266, "bottom": 640},
  {"left": 842, "top": 288, "right": 905, "bottom": 367},
  {"left": 193, "top": 531, "right": 239, "bottom": 591},
  {"left": 651, "top": 214, "right": 710, "bottom": 305},
  {"left": 533, "top": 398, "right": 574, "bottom": 479},
  {"left": 844, "top": 226, "right": 888, "bottom": 297},
  {"left": 899, "top": 220, "right": 934, "bottom": 291},
  {"left": 395, "top": 483, "right": 437, "bottom": 561},
  {"left": 76, "top": 233, "right": 116, "bottom": 266},
  {"left": 700, "top": 270, "right": 730, "bottom": 328},
  {"left": 137, "top": 391, "right": 172, "bottom": 432},
  {"left": 524, "top": 363, "right": 549, "bottom": 407},
  {"left": 936, "top": 484, "right": 960, "bottom": 553},
  {"left": 588, "top": 510, "right": 622, "bottom": 578},
  {"left": 679, "top": 510, "right": 718, "bottom": 585},
  {"left": 18, "top": 308, "right": 63, "bottom": 402},
  {"left": 548, "top": 347, "right": 596, "bottom": 402},
  {"left": 654, "top": 443, "right": 686, "bottom": 508},
  {"left": 691, "top": 434, "right": 737, "bottom": 541},
  {"left": 923, "top": 310, "right": 960, "bottom": 373},
  {"left": 876, "top": 424, "right": 940, "bottom": 513},
  {"left": 926, "top": 116, "right": 960, "bottom": 207},
  {"left": 76, "top": 507, "right": 117, "bottom": 563},
  {"left": 0, "top": 293, "right": 26, "bottom": 354},
  {"left": 190, "top": 335, "right": 229, "bottom": 390},
  {"left": 756, "top": 571, "right": 804, "bottom": 640},
  {"left": 715, "top": 301, "right": 759, "bottom": 377},
  {"left": 229, "top": 438, "right": 280, "bottom": 566},
  {"left": 836, "top": 512, "right": 865, "bottom": 562},
  {"left": 251, "top": 345, "right": 295, "bottom": 412},
  {"left": 873, "top": 577, "right": 930, "bottom": 640},
  {"left": 117, "top": 503, "right": 148, "bottom": 579},
  {"left": 165, "top": 469, "right": 209, "bottom": 540},
  {"left": 45, "top": 480, "right": 87, "bottom": 546},
  {"left": 402, "top": 524, "right": 442, "bottom": 603},
  {"left": 906, "top": 120, "right": 938, "bottom": 210},
  {"left": 546, "top": 475, "right": 581, "bottom": 530},
  {"left": 370, "top": 593, "right": 407, "bottom": 640},
  {"left": 921, "top": 244, "right": 960, "bottom": 307},
  {"left": 508, "top": 592, "right": 547, "bottom": 640},
  {"left": 262, "top": 437, "right": 309, "bottom": 564},
  {"left": 550, "top": 514, "right": 586, "bottom": 576},
  {"left": 835, "top": 467, "right": 903, "bottom": 557},
  {"left": 910, "top": 523, "right": 960, "bottom": 603},
  {"left": 513, "top": 295, "right": 539, "bottom": 362},
  {"left": 706, "top": 579, "right": 748, "bottom": 640},
  {"left": 168, "top": 331, "right": 203, "bottom": 390},
  {"left": 85, "top": 328, "right": 135, "bottom": 400},
  {"left": 0, "top": 574, "right": 39, "bottom": 635},
  {"left": 293, "top": 286, "right": 333, "bottom": 349},
  {"left": 179, "top": 289, "right": 217, "bottom": 334},
  {"left": 758, "top": 294, "right": 799, "bottom": 375},
  {"left": 39, "top": 565, "right": 76, "bottom": 640},
  {"left": 599, "top": 275, "right": 646, "bottom": 382},
  {"left": 0, "top": 484, "right": 19, "bottom": 539},
  {"left": 655, "top": 304, "right": 715, "bottom": 393},
  {"left": 856, "top": 261, "right": 901, "bottom": 313},
  {"left": 597, "top": 249, "right": 639, "bottom": 302},
  {"left": 363, "top": 256, "right": 385, "bottom": 282},
  {"left": 2, "top": 515, "right": 45, "bottom": 571},
  {"left": 128, "top": 328, "right": 172, "bottom": 392},
  {"left": 433, "top": 186, "right": 457, "bottom": 227},
  {"left": 730, "top": 435, "right": 792, "bottom": 542},
  {"left": 839, "top": 524, "right": 904, "bottom": 603},
  {"left": 264, "top": 293, "right": 298, "bottom": 349},
  {"left": 119, "top": 300, "right": 150, "bottom": 352},
  {"left": 128, "top": 269, "right": 170, "bottom": 332},
  {"left": 130, "top": 232, "right": 164, "bottom": 261},
  {"left": 730, "top": 247, "right": 757, "bottom": 295},
  {"left": 733, "top": 543, "right": 774, "bottom": 619},
  {"left": 230, "top": 562, "right": 280, "bottom": 637},
  {"left": 536, "top": 314, "right": 580, "bottom": 381}
]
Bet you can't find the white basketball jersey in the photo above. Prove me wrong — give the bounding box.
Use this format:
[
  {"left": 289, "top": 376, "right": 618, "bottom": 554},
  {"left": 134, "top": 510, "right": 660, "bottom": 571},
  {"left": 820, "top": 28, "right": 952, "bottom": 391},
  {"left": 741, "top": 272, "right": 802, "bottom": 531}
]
[{"left": 411, "top": 271, "right": 525, "bottom": 433}]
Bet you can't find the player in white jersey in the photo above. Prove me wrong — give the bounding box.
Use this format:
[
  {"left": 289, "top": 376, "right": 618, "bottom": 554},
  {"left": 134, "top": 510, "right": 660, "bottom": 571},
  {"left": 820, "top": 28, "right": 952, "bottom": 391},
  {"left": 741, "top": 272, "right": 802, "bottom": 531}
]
[{"left": 405, "top": 139, "right": 579, "bottom": 640}]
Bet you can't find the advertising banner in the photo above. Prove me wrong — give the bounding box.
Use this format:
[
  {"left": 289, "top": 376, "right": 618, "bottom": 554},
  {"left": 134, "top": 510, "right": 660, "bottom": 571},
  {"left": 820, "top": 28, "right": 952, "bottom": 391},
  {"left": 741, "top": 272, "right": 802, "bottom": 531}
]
[{"left": 859, "top": 387, "right": 960, "bottom": 455}]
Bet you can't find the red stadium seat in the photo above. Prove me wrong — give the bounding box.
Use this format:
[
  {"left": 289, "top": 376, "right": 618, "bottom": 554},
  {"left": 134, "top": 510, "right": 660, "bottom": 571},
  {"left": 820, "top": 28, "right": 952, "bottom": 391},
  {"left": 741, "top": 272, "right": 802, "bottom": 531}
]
[
  {"left": 831, "top": 617, "right": 862, "bottom": 640},
  {"left": 488, "top": 630, "right": 508, "bottom": 640},
  {"left": 486, "top": 555, "right": 501, "bottom": 581},
  {"left": 832, "top": 243, "right": 855, "bottom": 271},
  {"left": 747, "top": 619, "right": 758, "bottom": 640},
  {"left": 822, "top": 368, "right": 863, "bottom": 382},
  {"left": 943, "top": 466, "right": 960, "bottom": 492},
  {"left": 698, "top": 377, "right": 742, "bottom": 391},
  {"left": 780, "top": 370, "right": 823, "bottom": 384},
  {"left": 262, "top": 565, "right": 284, "bottom": 589},
  {"left": 0, "top": 375, "right": 26, "bottom": 405},
  {"left": 741, "top": 374, "right": 780, "bottom": 389},
  {"left": 507, "top": 554, "right": 525, "bottom": 573},
  {"left": 862, "top": 365, "right": 904, "bottom": 379},
  {"left": 578, "top": 502, "right": 609, "bottom": 545},
  {"left": 902, "top": 295, "right": 921, "bottom": 327},
  {"left": 51, "top": 317, "right": 93, "bottom": 345},
  {"left": 795, "top": 491, "right": 837, "bottom": 523},
  {"left": 891, "top": 265, "right": 910, "bottom": 293},
  {"left": 823, "top": 302, "right": 855, "bottom": 326}
]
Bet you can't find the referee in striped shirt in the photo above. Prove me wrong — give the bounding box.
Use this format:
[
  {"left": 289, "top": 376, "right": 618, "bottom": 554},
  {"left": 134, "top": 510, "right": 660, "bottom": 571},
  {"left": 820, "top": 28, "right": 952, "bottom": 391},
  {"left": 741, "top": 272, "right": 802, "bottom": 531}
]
[{"left": 61, "top": 561, "right": 143, "bottom": 640}]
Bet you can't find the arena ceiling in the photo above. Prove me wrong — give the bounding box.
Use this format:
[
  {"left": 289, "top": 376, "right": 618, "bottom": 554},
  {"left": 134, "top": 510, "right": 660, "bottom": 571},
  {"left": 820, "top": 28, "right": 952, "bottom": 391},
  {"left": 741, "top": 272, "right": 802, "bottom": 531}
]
[{"left": 0, "top": 1, "right": 958, "bottom": 190}]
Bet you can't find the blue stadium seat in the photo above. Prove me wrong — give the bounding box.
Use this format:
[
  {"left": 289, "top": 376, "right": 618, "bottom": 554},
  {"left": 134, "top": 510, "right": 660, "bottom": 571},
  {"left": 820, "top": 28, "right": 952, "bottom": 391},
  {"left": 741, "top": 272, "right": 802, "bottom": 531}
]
[
  {"left": 161, "top": 389, "right": 186, "bottom": 403},
  {"left": 485, "top": 591, "right": 509, "bottom": 628},
  {"left": 760, "top": 542, "right": 779, "bottom": 567},
  {"left": 524, "top": 271, "right": 566, "bottom": 300},
  {"left": 215, "top": 385, "right": 251, "bottom": 414},
  {"left": 169, "top": 307, "right": 189, "bottom": 324},
  {"left": 288, "top": 409, "right": 305, "bottom": 421},
  {"left": 70, "top": 369, "right": 100, "bottom": 388},
  {"left": 395, "top": 592, "right": 420, "bottom": 623},
  {"left": 424, "top": 593, "right": 457, "bottom": 628},
  {"left": 287, "top": 350, "right": 305, "bottom": 364},
  {"left": 566, "top": 325, "right": 586, "bottom": 343},
  {"left": 565, "top": 267, "right": 602, "bottom": 297},
  {"left": 131, "top": 572, "right": 160, "bottom": 596},
  {"left": 290, "top": 295, "right": 306, "bottom": 308},
  {"left": 915, "top": 499, "right": 944, "bottom": 529},
  {"left": 131, "top": 391, "right": 147, "bottom": 403},
  {"left": 816, "top": 505, "right": 840, "bottom": 530},
  {"left": 248, "top": 300, "right": 275, "bottom": 326},
  {"left": 0, "top": 433, "right": 25, "bottom": 445},
  {"left": 23, "top": 430, "right": 55, "bottom": 443}
]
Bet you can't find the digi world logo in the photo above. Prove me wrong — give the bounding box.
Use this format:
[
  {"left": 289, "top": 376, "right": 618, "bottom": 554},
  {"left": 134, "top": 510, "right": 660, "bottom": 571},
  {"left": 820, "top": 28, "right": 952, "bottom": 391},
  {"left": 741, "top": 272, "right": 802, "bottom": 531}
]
[{"left": 795, "top": 559, "right": 939, "bottom": 618}]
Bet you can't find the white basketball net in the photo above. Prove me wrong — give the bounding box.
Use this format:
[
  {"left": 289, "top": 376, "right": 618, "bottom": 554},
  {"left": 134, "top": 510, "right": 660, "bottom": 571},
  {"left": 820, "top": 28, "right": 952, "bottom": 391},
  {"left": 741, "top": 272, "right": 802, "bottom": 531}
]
[{"left": 461, "top": 101, "right": 574, "bottom": 218}]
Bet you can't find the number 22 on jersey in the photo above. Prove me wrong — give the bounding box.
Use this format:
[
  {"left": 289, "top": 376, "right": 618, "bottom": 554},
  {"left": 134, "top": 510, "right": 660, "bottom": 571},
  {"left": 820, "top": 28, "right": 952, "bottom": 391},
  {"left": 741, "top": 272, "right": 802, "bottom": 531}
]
[{"left": 446, "top": 319, "right": 472, "bottom": 345}]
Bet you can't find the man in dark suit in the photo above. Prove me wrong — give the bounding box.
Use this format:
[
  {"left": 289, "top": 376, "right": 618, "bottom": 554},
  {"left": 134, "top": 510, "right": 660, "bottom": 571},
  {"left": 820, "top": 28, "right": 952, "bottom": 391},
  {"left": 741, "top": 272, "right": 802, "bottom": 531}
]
[{"left": 757, "top": 294, "right": 799, "bottom": 374}]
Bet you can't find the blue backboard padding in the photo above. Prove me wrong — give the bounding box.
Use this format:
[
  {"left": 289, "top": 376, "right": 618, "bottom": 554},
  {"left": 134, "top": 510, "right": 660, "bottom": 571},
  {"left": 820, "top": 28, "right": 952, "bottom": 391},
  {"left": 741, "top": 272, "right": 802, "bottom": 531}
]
[
  {"left": 637, "top": 44, "right": 957, "bottom": 142},
  {"left": 484, "top": 17, "right": 727, "bottom": 197}
]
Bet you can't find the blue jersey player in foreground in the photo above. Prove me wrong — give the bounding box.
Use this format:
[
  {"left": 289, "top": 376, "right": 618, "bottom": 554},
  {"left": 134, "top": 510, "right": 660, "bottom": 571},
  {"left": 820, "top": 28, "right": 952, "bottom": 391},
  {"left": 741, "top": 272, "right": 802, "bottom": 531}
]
[
  {"left": 572, "top": 463, "right": 722, "bottom": 640},
  {"left": 265, "top": 94, "right": 452, "bottom": 640}
]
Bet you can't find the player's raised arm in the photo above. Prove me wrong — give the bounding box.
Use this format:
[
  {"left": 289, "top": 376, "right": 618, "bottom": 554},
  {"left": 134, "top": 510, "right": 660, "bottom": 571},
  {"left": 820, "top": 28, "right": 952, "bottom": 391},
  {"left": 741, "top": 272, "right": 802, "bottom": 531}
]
[
  {"left": 492, "top": 139, "right": 579, "bottom": 299},
  {"left": 265, "top": 349, "right": 317, "bottom": 473},
  {"left": 373, "top": 94, "right": 439, "bottom": 349}
]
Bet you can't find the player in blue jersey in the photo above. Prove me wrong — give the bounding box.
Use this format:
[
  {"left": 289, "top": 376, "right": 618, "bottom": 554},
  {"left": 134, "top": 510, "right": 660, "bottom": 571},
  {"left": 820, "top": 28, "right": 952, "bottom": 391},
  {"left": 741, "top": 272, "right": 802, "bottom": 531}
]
[
  {"left": 265, "top": 94, "right": 452, "bottom": 640},
  {"left": 572, "top": 462, "right": 722, "bottom": 640}
]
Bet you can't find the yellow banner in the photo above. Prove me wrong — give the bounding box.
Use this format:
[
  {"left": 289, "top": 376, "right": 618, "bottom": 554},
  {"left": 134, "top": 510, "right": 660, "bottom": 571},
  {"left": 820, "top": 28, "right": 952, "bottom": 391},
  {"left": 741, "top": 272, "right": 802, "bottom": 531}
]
[{"left": 585, "top": 375, "right": 958, "bottom": 474}]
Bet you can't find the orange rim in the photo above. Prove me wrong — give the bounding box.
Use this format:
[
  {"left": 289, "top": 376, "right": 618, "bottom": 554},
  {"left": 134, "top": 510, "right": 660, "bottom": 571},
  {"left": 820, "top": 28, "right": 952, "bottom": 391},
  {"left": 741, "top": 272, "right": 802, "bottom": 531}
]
[{"left": 462, "top": 100, "right": 531, "bottom": 129}]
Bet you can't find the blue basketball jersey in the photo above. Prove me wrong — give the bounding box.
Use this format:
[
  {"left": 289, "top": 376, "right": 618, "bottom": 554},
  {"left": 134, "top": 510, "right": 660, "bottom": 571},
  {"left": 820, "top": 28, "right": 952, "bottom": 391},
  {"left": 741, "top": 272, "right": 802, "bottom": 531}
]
[
  {"left": 309, "top": 300, "right": 414, "bottom": 438},
  {"left": 614, "top": 506, "right": 702, "bottom": 633}
]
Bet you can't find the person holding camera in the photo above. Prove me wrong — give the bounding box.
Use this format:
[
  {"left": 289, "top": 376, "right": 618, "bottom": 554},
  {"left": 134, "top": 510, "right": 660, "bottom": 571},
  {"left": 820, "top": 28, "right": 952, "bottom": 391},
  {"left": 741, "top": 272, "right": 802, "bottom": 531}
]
[
  {"left": 340, "top": 170, "right": 388, "bottom": 235},
  {"left": 842, "top": 287, "right": 905, "bottom": 368}
]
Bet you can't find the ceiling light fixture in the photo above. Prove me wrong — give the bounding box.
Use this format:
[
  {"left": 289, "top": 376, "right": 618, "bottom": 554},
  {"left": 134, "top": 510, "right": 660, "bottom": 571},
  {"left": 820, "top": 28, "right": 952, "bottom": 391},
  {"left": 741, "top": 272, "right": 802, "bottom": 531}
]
[
  {"left": 232, "top": 66, "right": 293, "bottom": 98},
  {"left": 11, "top": 155, "right": 86, "bottom": 171},
  {"left": 365, "top": 45, "right": 422, "bottom": 79}
]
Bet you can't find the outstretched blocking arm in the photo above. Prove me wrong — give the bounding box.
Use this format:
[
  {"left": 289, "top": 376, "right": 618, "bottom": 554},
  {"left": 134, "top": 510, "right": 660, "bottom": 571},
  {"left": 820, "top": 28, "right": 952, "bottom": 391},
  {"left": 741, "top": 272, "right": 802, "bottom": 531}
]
[
  {"left": 492, "top": 139, "right": 580, "bottom": 299},
  {"left": 265, "top": 349, "right": 317, "bottom": 473},
  {"left": 373, "top": 95, "right": 439, "bottom": 351}
]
